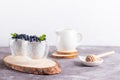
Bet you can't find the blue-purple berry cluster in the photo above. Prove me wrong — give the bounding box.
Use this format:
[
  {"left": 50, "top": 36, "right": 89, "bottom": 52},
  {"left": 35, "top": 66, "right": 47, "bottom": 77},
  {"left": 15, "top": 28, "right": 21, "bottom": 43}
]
[{"left": 11, "top": 33, "right": 46, "bottom": 42}]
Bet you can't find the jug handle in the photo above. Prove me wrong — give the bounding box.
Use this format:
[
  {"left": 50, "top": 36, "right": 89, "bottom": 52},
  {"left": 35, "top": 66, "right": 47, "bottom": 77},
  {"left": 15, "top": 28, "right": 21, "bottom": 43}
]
[{"left": 77, "top": 33, "right": 83, "bottom": 45}]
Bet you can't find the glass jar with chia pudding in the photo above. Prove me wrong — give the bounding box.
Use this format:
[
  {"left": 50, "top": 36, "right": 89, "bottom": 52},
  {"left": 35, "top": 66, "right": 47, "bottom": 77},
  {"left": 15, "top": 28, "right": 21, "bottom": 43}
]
[
  {"left": 9, "top": 33, "right": 26, "bottom": 56},
  {"left": 28, "top": 41, "right": 48, "bottom": 59},
  {"left": 9, "top": 33, "right": 48, "bottom": 59}
]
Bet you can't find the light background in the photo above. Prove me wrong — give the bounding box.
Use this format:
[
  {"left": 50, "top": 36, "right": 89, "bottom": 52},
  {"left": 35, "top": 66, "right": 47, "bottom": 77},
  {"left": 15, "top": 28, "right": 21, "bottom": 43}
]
[{"left": 0, "top": 0, "right": 120, "bottom": 46}]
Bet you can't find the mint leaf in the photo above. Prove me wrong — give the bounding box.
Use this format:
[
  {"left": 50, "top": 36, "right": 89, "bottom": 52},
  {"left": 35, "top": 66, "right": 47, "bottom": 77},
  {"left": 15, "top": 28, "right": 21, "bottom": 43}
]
[
  {"left": 11, "top": 33, "right": 17, "bottom": 38},
  {"left": 39, "top": 34, "right": 46, "bottom": 41}
]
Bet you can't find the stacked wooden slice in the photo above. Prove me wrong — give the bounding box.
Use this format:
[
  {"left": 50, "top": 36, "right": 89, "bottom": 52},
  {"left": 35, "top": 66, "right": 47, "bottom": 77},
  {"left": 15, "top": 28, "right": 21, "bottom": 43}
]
[{"left": 51, "top": 51, "right": 78, "bottom": 59}]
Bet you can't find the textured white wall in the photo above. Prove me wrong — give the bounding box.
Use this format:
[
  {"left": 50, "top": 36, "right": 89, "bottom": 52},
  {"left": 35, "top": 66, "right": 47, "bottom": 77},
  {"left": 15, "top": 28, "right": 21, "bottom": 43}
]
[{"left": 0, "top": 0, "right": 120, "bottom": 46}]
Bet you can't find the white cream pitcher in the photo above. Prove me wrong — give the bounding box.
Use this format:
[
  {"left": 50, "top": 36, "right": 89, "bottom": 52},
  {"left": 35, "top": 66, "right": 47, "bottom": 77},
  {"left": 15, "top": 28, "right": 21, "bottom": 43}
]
[{"left": 56, "top": 28, "right": 82, "bottom": 52}]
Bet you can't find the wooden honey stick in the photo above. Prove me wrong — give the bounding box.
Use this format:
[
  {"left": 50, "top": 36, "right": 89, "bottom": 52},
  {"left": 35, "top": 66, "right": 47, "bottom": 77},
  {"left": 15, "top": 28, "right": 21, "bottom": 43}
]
[{"left": 86, "top": 51, "right": 115, "bottom": 62}]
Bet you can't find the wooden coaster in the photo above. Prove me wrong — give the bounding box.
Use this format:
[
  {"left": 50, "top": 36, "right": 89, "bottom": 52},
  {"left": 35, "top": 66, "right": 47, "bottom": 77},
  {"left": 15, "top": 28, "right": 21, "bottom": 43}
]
[
  {"left": 57, "top": 51, "right": 78, "bottom": 55},
  {"left": 51, "top": 53, "right": 77, "bottom": 59},
  {"left": 3, "top": 55, "right": 61, "bottom": 75}
]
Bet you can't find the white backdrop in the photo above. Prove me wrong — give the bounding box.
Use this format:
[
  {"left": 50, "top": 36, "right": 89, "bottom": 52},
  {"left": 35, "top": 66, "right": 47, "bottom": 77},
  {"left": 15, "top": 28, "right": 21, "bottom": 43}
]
[{"left": 0, "top": 0, "right": 120, "bottom": 46}]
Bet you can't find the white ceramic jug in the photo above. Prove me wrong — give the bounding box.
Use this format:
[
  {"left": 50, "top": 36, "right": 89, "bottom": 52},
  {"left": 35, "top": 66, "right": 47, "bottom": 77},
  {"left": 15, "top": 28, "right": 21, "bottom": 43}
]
[{"left": 56, "top": 28, "right": 82, "bottom": 52}]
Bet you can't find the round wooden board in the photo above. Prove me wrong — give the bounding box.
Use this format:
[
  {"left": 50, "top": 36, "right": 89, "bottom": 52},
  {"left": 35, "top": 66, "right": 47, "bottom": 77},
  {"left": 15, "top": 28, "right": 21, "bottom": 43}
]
[
  {"left": 51, "top": 52, "right": 77, "bottom": 59},
  {"left": 3, "top": 55, "right": 61, "bottom": 75}
]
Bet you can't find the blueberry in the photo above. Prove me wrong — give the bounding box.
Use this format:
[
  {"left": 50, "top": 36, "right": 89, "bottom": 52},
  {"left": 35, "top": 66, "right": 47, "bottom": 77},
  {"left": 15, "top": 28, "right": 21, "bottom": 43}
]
[
  {"left": 30, "top": 36, "right": 35, "bottom": 42},
  {"left": 17, "top": 34, "right": 20, "bottom": 39},
  {"left": 29, "top": 38, "right": 32, "bottom": 42},
  {"left": 33, "top": 38, "right": 36, "bottom": 41},
  {"left": 18, "top": 34, "right": 24, "bottom": 39},
  {"left": 16, "top": 34, "right": 18, "bottom": 39},
  {"left": 26, "top": 35, "right": 29, "bottom": 41},
  {"left": 33, "top": 37, "right": 36, "bottom": 41},
  {"left": 22, "top": 34, "right": 26, "bottom": 39},
  {"left": 33, "top": 35, "right": 37, "bottom": 38},
  {"left": 24, "top": 35, "right": 28, "bottom": 41},
  {"left": 24, "top": 34, "right": 29, "bottom": 41},
  {"left": 29, "top": 36, "right": 33, "bottom": 42},
  {"left": 35, "top": 37, "right": 39, "bottom": 42},
  {"left": 27, "top": 35, "right": 40, "bottom": 42},
  {"left": 29, "top": 35, "right": 32, "bottom": 38}
]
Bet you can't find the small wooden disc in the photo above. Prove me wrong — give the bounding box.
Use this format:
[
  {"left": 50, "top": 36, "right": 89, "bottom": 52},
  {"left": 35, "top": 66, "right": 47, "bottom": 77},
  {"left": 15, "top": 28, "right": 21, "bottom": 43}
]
[
  {"left": 51, "top": 53, "right": 77, "bottom": 59},
  {"left": 57, "top": 51, "right": 78, "bottom": 55},
  {"left": 3, "top": 55, "right": 61, "bottom": 75}
]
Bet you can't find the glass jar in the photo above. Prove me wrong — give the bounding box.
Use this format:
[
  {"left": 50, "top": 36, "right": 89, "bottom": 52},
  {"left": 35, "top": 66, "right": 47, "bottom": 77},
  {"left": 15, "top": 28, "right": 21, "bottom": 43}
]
[
  {"left": 27, "top": 41, "right": 49, "bottom": 59},
  {"left": 9, "top": 38, "right": 28, "bottom": 56},
  {"left": 9, "top": 38, "right": 49, "bottom": 59}
]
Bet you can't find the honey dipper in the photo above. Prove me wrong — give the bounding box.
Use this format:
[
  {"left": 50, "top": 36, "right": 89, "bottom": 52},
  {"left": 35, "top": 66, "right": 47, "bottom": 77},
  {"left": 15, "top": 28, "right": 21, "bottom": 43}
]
[
  {"left": 86, "top": 51, "right": 115, "bottom": 62},
  {"left": 78, "top": 51, "right": 115, "bottom": 66}
]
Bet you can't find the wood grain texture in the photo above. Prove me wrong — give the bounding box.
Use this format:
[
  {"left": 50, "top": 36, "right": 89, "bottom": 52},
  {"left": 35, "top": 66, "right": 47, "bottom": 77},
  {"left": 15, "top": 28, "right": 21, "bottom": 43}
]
[
  {"left": 3, "top": 55, "right": 61, "bottom": 75},
  {"left": 57, "top": 51, "right": 78, "bottom": 55},
  {"left": 51, "top": 53, "right": 77, "bottom": 59}
]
